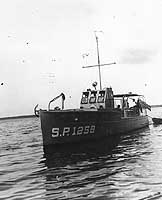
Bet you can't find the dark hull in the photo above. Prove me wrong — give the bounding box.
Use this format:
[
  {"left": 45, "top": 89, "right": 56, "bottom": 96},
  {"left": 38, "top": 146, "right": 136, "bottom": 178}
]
[
  {"left": 40, "top": 109, "right": 149, "bottom": 147},
  {"left": 152, "top": 117, "right": 162, "bottom": 124}
]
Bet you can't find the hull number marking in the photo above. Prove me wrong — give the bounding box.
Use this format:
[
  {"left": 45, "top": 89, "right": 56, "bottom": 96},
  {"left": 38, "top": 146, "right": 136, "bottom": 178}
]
[{"left": 52, "top": 125, "right": 95, "bottom": 138}]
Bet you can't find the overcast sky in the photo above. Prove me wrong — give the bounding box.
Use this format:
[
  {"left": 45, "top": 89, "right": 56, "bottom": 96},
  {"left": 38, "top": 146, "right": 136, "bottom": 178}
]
[{"left": 0, "top": 0, "right": 162, "bottom": 117}]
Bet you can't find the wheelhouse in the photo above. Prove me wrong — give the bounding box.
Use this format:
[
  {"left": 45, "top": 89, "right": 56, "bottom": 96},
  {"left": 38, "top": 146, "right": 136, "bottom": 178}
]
[{"left": 80, "top": 87, "right": 114, "bottom": 110}]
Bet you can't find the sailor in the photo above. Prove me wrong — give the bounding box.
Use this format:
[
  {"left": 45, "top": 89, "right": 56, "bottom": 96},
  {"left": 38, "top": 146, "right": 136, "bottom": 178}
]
[
  {"left": 132, "top": 99, "right": 141, "bottom": 114},
  {"left": 137, "top": 99, "right": 142, "bottom": 112},
  {"left": 117, "top": 105, "right": 121, "bottom": 110},
  {"left": 122, "top": 97, "right": 129, "bottom": 108}
]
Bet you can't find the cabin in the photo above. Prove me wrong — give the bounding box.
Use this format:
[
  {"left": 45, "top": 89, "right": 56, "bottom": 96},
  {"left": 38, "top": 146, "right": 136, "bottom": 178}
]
[
  {"left": 80, "top": 87, "right": 114, "bottom": 110},
  {"left": 80, "top": 88, "right": 150, "bottom": 117}
]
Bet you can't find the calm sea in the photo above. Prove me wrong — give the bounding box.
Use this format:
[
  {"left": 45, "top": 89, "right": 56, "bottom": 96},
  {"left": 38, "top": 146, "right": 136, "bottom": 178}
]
[{"left": 0, "top": 108, "right": 162, "bottom": 200}]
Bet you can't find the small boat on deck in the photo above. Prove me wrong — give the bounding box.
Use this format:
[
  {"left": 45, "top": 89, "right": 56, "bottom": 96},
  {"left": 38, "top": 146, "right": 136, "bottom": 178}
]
[
  {"left": 35, "top": 35, "right": 151, "bottom": 150},
  {"left": 152, "top": 117, "right": 162, "bottom": 125}
]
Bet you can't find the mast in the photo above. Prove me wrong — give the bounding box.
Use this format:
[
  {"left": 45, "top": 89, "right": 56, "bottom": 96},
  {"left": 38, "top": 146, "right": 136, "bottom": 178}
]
[
  {"left": 95, "top": 34, "right": 102, "bottom": 90},
  {"left": 82, "top": 32, "right": 116, "bottom": 90}
]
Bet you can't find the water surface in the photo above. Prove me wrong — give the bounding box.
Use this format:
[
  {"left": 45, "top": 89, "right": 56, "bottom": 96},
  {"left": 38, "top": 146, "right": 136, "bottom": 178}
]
[{"left": 0, "top": 108, "right": 162, "bottom": 199}]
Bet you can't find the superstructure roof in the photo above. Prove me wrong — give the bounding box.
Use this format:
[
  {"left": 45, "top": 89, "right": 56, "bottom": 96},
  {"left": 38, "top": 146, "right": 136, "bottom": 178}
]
[{"left": 114, "top": 94, "right": 142, "bottom": 98}]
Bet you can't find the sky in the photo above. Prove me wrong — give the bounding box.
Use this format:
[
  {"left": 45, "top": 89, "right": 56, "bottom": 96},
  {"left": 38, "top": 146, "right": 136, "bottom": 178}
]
[{"left": 0, "top": 0, "right": 162, "bottom": 117}]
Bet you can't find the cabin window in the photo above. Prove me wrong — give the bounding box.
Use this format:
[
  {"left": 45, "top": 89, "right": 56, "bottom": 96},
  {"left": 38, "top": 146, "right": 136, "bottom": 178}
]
[
  {"left": 89, "top": 96, "right": 96, "bottom": 103},
  {"left": 81, "top": 92, "right": 89, "bottom": 104},
  {"left": 114, "top": 98, "right": 122, "bottom": 108},
  {"left": 89, "top": 91, "right": 97, "bottom": 103},
  {"left": 97, "top": 91, "right": 105, "bottom": 103}
]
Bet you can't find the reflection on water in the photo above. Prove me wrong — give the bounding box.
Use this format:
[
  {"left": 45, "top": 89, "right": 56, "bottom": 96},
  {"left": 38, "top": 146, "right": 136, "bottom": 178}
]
[
  {"left": 44, "top": 128, "right": 154, "bottom": 200},
  {"left": 0, "top": 108, "right": 162, "bottom": 199}
]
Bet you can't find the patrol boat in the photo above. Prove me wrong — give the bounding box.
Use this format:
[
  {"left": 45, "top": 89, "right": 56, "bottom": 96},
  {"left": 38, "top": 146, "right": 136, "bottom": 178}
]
[
  {"left": 35, "top": 87, "right": 150, "bottom": 147},
  {"left": 35, "top": 35, "right": 151, "bottom": 149}
]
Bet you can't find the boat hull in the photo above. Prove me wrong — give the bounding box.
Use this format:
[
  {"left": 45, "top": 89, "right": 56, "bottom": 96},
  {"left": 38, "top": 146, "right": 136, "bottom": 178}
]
[
  {"left": 152, "top": 117, "right": 162, "bottom": 124},
  {"left": 40, "top": 109, "right": 149, "bottom": 147}
]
